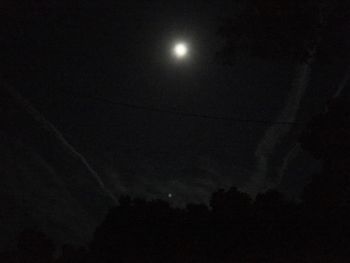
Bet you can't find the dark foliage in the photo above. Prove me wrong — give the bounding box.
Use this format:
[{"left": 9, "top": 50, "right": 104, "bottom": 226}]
[
  {"left": 3, "top": 98, "right": 350, "bottom": 262},
  {"left": 87, "top": 98, "right": 350, "bottom": 263},
  {"left": 217, "top": 0, "right": 350, "bottom": 64}
]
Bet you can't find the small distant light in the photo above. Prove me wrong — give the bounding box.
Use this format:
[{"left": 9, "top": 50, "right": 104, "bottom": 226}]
[{"left": 168, "top": 193, "right": 173, "bottom": 198}]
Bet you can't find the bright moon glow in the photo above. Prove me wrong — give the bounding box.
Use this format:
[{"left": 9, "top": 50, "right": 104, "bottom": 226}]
[{"left": 173, "top": 43, "right": 188, "bottom": 58}]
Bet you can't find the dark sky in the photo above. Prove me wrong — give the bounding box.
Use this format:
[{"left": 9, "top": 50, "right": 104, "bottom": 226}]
[{"left": 2, "top": 0, "right": 346, "bottom": 205}]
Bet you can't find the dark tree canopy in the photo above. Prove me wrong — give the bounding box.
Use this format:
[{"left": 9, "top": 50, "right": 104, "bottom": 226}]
[
  {"left": 300, "top": 98, "right": 350, "bottom": 212},
  {"left": 218, "top": 0, "right": 350, "bottom": 63}
]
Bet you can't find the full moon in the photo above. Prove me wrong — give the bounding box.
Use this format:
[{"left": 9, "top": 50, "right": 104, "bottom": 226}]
[{"left": 173, "top": 42, "right": 188, "bottom": 58}]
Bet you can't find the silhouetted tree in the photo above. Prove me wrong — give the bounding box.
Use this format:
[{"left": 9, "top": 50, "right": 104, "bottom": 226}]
[
  {"left": 210, "top": 187, "right": 252, "bottom": 221},
  {"left": 218, "top": 0, "right": 350, "bottom": 192},
  {"left": 300, "top": 98, "right": 350, "bottom": 211},
  {"left": 86, "top": 164, "right": 350, "bottom": 263},
  {"left": 298, "top": 98, "right": 350, "bottom": 260},
  {"left": 16, "top": 229, "right": 55, "bottom": 263}
]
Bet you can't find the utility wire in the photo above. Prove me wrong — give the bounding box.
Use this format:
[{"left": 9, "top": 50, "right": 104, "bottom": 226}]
[{"left": 73, "top": 94, "right": 304, "bottom": 126}]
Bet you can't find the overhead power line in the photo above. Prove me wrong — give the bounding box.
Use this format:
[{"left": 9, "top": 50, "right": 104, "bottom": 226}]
[{"left": 74, "top": 94, "right": 304, "bottom": 126}]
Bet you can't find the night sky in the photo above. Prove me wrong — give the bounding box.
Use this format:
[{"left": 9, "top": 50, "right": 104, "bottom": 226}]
[{"left": 2, "top": 0, "right": 348, "bottom": 205}]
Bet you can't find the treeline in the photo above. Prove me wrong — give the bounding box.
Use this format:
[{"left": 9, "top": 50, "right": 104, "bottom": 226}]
[
  {"left": 2, "top": 98, "right": 350, "bottom": 263},
  {"left": 2, "top": 187, "right": 350, "bottom": 263}
]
